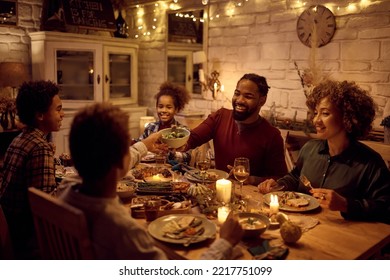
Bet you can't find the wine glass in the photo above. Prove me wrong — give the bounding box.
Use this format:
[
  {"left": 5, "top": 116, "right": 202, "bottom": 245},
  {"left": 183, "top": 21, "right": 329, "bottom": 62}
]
[
  {"left": 195, "top": 150, "right": 211, "bottom": 185},
  {"left": 233, "top": 157, "right": 250, "bottom": 201}
]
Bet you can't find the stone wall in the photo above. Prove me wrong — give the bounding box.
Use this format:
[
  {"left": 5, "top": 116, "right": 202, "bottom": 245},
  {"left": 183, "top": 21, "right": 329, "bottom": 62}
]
[{"left": 1, "top": 0, "right": 389, "bottom": 128}]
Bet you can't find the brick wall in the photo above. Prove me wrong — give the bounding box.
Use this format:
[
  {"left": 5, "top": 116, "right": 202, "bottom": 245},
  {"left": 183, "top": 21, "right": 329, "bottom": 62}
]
[{"left": 1, "top": 0, "right": 389, "bottom": 128}]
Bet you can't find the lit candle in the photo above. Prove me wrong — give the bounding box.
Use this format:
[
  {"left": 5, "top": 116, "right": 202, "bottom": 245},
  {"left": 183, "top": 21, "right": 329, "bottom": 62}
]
[
  {"left": 151, "top": 174, "right": 161, "bottom": 182},
  {"left": 270, "top": 194, "right": 279, "bottom": 215},
  {"left": 218, "top": 206, "right": 230, "bottom": 224},
  {"left": 220, "top": 84, "right": 224, "bottom": 92},
  {"left": 216, "top": 179, "right": 232, "bottom": 204},
  {"left": 214, "top": 82, "right": 218, "bottom": 94}
]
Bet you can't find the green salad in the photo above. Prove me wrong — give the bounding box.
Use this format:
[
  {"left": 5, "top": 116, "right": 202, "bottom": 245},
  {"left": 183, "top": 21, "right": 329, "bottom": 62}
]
[{"left": 162, "top": 131, "right": 186, "bottom": 139}]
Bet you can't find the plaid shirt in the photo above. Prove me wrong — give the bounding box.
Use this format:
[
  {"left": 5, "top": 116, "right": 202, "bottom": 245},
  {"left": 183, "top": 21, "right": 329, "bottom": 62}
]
[
  {"left": 0, "top": 127, "right": 56, "bottom": 244},
  {"left": 135, "top": 119, "right": 191, "bottom": 164}
]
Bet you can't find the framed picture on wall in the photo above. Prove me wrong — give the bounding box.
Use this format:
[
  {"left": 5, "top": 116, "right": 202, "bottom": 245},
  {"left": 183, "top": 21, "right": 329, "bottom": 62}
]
[{"left": 0, "top": 0, "right": 17, "bottom": 26}]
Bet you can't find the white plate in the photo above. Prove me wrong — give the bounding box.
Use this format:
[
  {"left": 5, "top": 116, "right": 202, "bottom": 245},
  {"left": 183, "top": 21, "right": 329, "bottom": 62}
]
[
  {"left": 263, "top": 191, "right": 320, "bottom": 212},
  {"left": 148, "top": 214, "right": 216, "bottom": 245},
  {"left": 141, "top": 152, "right": 155, "bottom": 163},
  {"left": 184, "top": 169, "right": 228, "bottom": 183}
]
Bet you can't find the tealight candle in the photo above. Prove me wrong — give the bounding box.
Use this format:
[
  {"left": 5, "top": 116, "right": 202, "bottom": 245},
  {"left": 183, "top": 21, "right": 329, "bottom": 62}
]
[
  {"left": 215, "top": 179, "right": 232, "bottom": 204},
  {"left": 151, "top": 174, "right": 161, "bottom": 182},
  {"left": 217, "top": 206, "right": 230, "bottom": 224},
  {"left": 270, "top": 194, "right": 279, "bottom": 215}
]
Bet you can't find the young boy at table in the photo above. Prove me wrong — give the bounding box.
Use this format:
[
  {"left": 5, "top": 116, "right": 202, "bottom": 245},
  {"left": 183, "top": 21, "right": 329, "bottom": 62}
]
[
  {"left": 60, "top": 102, "right": 243, "bottom": 259},
  {"left": 0, "top": 80, "right": 64, "bottom": 259}
]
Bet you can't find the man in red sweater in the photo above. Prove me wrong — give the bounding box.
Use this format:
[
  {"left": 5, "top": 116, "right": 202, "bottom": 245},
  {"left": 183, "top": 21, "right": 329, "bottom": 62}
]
[{"left": 186, "top": 73, "right": 287, "bottom": 181}]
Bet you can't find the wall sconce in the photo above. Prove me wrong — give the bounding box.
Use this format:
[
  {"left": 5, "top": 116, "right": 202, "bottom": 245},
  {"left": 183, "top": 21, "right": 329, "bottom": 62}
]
[
  {"left": 206, "top": 70, "right": 221, "bottom": 99},
  {"left": 0, "top": 62, "right": 29, "bottom": 98},
  {"left": 193, "top": 51, "right": 222, "bottom": 99}
]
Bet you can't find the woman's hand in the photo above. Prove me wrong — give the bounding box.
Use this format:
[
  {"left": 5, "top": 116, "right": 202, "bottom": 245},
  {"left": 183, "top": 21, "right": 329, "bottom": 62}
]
[
  {"left": 310, "top": 189, "right": 348, "bottom": 212},
  {"left": 258, "top": 179, "right": 280, "bottom": 194}
]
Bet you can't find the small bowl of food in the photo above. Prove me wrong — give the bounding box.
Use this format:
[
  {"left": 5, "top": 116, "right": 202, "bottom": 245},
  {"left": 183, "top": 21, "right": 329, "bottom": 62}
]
[
  {"left": 117, "top": 181, "right": 137, "bottom": 199},
  {"left": 160, "top": 127, "right": 190, "bottom": 149},
  {"left": 238, "top": 212, "right": 270, "bottom": 238}
]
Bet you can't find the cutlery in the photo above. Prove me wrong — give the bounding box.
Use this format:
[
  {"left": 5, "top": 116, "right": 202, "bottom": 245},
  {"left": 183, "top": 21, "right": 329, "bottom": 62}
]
[
  {"left": 183, "top": 227, "right": 205, "bottom": 247},
  {"left": 299, "top": 174, "right": 314, "bottom": 190}
]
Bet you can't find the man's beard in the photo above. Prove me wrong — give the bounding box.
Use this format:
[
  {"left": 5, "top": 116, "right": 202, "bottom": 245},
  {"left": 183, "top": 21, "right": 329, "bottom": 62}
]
[{"left": 233, "top": 104, "right": 257, "bottom": 121}]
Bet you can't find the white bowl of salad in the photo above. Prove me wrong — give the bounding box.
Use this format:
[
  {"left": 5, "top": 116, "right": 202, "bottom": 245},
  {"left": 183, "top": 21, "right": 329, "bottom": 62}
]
[{"left": 160, "top": 127, "right": 190, "bottom": 149}]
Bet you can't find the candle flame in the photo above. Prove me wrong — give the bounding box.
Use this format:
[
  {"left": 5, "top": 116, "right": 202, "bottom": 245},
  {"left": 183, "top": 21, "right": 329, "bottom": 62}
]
[{"left": 271, "top": 194, "right": 279, "bottom": 205}]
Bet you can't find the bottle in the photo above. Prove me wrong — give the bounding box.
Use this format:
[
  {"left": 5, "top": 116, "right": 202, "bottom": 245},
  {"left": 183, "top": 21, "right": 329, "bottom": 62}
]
[{"left": 114, "top": 11, "right": 129, "bottom": 38}]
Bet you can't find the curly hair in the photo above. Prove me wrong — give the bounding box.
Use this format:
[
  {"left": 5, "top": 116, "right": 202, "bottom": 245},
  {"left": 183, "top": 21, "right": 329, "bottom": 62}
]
[
  {"left": 306, "top": 80, "right": 376, "bottom": 139},
  {"left": 154, "top": 81, "right": 191, "bottom": 112},
  {"left": 69, "top": 103, "right": 130, "bottom": 181},
  {"left": 238, "top": 73, "right": 270, "bottom": 96},
  {"left": 16, "top": 80, "right": 59, "bottom": 126}
]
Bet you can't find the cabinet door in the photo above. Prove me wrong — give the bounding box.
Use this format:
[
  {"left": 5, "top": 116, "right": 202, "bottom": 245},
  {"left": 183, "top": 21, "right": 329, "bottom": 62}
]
[
  {"left": 47, "top": 42, "right": 103, "bottom": 109},
  {"left": 103, "top": 46, "right": 138, "bottom": 105},
  {"left": 167, "top": 50, "right": 201, "bottom": 95}
]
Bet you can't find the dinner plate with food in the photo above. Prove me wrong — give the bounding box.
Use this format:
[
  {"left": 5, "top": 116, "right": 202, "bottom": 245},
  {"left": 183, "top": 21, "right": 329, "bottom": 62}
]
[
  {"left": 263, "top": 191, "right": 320, "bottom": 212},
  {"left": 184, "top": 169, "right": 228, "bottom": 183},
  {"left": 148, "top": 214, "right": 217, "bottom": 245}
]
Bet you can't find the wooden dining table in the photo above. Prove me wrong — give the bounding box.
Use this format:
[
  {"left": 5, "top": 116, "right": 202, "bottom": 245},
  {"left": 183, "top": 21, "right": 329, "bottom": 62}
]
[{"left": 127, "top": 183, "right": 390, "bottom": 260}]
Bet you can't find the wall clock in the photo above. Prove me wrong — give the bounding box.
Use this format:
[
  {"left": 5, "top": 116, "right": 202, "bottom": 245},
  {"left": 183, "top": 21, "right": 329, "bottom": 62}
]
[{"left": 297, "top": 5, "right": 336, "bottom": 48}]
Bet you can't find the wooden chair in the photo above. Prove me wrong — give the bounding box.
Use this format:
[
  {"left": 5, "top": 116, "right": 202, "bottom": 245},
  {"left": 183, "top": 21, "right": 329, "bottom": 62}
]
[
  {"left": 360, "top": 140, "right": 390, "bottom": 169},
  {"left": 27, "top": 188, "right": 95, "bottom": 259},
  {"left": 0, "top": 205, "right": 14, "bottom": 259}
]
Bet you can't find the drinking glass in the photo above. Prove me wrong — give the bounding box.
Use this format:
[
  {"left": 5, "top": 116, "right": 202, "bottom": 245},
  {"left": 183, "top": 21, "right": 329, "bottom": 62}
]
[
  {"left": 233, "top": 157, "right": 250, "bottom": 201},
  {"left": 195, "top": 150, "right": 211, "bottom": 185}
]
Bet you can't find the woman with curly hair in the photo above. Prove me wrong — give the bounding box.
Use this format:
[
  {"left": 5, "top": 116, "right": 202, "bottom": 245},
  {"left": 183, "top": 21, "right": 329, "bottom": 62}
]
[
  {"left": 136, "top": 81, "right": 191, "bottom": 163},
  {"left": 259, "top": 80, "right": 390, "bottom": 224}
]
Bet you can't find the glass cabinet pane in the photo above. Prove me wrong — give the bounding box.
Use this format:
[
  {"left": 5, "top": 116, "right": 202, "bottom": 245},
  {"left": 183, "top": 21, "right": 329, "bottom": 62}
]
[
  {"left": 168, "top": 53, "right": 201, "bottom": 95},
  {"left": 109, "top": 54, "right": 131, "bottom": 99},
  {"left": 168, "top": 56, "right": 186, "bottom": 88},
  {"left": 56, "top": 50, "right": 94, "bottom": 100}
]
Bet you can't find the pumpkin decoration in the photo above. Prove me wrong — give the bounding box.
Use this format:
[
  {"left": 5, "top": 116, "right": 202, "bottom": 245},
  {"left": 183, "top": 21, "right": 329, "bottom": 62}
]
[
  {"left": 187, "top": 183, "right": 210, "bottom": 197},
  {"left": 279, "top": 219, "right": 302, "bottom": 244}
]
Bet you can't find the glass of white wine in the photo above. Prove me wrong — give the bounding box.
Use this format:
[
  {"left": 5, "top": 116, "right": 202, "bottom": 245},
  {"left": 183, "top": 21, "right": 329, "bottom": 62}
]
[
  {"left": 233, "top": 157, "right": 250, "bottom": 202},
  {"left": 196, "top": 150, "right": 211, "bottom": 185}
]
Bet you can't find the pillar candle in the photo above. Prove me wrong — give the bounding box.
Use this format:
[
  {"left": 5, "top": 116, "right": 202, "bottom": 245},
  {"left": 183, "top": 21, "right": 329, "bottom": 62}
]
[
  {"left": 270, "top": 194, "right": 279, "bottom": 215},
  {"left": 217, "top": 206, "right": 230, "bottom": 224},
  {"left": 216, "top": 179, "right": 232, "bottom": 204}
]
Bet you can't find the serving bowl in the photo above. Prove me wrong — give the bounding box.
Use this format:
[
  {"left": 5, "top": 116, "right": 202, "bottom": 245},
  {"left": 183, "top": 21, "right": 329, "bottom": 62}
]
[
  {"left": 238, "top": 212, "right": 270, "bottom": 238},
  {"left": 160, "top": 127, "right": 190, "bottom": 149},
  {"left": 117, "top": 181, "right": 137, "bottom": 199}
]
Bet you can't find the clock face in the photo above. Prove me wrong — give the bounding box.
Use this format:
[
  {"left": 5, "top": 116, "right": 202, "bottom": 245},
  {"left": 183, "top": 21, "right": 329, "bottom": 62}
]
[{"left": 297, "top": 5, "right": 336, "bottom": 48}]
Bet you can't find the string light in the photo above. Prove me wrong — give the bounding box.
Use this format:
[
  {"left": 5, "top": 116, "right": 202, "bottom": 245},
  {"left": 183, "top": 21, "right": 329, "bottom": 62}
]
[{"left": 127, "top": 0, "right": 378, "bottom": 40}]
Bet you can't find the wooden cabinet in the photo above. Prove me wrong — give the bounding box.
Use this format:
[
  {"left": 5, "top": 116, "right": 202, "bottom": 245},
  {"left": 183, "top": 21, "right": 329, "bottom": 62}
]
[
  {"left": 29, "top": 31, "right": 146, "bottom": 156},
  {"left": 30, "top": 31, "right": 139, "bottom": 108}
]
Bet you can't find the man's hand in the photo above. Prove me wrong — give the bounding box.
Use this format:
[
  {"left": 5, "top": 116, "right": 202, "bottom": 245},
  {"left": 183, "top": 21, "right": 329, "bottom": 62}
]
[{"left": 258, "top": 179, "right": 279, "bottom": 194}]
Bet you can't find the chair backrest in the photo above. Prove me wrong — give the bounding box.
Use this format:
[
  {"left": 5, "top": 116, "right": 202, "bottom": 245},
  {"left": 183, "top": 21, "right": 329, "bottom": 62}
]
[
  {"left": 0, "top": 205, "right": 14, "bottom": 259},
  {"left": 27, "top": 188, "right": 95, "bottom": 259},
  {"left": 360, "top": 140, "right": 390, "bottom": 169}
]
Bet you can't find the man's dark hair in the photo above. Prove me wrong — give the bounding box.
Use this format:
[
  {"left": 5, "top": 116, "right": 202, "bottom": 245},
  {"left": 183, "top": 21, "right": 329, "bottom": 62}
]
[{"left": 238, "top": 73, "right": 270, "bottom": 96}]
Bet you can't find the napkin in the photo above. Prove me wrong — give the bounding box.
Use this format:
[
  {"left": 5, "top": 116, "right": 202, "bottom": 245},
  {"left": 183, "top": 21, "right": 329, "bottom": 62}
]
[{"left": 288, "top": 215, "right": 319, "bottom": 232}]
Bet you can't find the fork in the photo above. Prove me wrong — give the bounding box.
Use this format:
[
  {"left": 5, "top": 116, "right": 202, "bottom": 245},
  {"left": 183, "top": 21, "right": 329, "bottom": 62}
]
[
  {"left": 299, "top": 174, "right": 314, "bottom": 190},
  {"left": 183, "top": 227, "right": 205, "bottom": 247}
]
